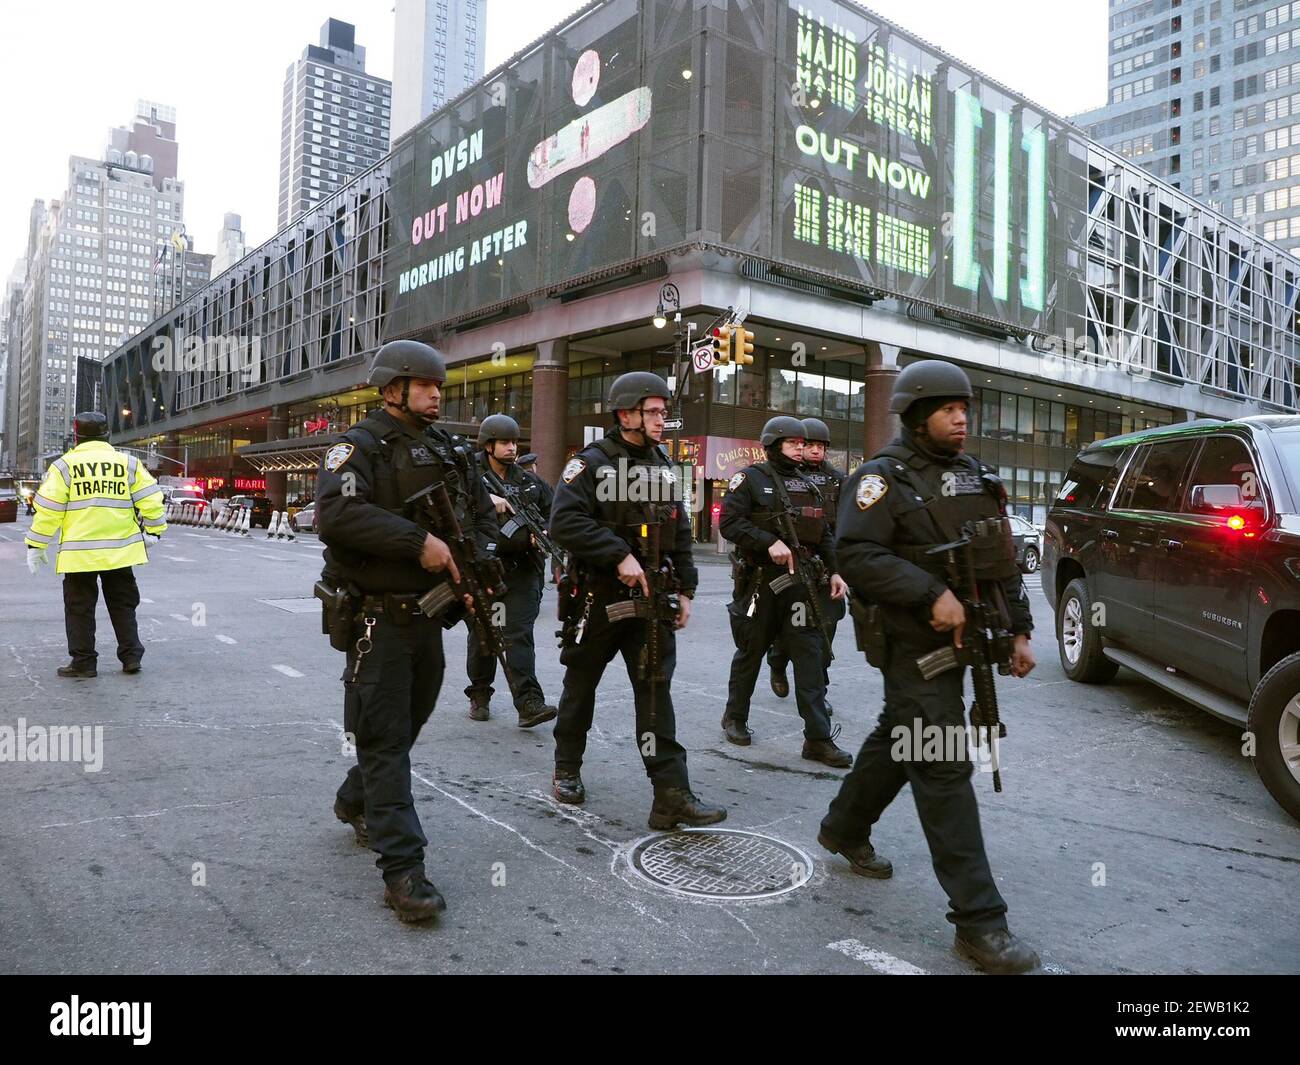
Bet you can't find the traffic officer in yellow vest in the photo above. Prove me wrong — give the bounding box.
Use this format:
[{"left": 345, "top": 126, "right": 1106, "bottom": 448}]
[{"left": 25, "top": 411, "right": 167, "bottom": 678}]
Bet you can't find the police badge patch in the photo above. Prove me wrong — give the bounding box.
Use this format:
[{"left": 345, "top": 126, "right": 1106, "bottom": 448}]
[
  {"left": 323, "top": 443, "right": 354, "bottom": 472},
  {"left": 856, "top": 473, "right": 887, "bottom": 510},
  {"left": 728, "top": 472, "right": 746, "bottom": 491},
  {"left": 562, "top": 458, "right": 586, "bottom": 484}
]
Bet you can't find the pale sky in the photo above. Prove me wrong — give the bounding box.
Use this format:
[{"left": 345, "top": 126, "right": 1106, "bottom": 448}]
[{"left": 0, "top": 0, "right": 1107, "bottom": 281}]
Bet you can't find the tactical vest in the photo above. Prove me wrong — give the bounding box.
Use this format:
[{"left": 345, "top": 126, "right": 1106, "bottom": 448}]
[
  {"left": 875, "top": 443, "right": 1018, "bottom": 582},
  {"left": 481, "top": 456, "right": 537, "bottom": 553},
  {"left": 752, "top": 462, "right": 827, "bottom": 546},
  {"left": 589, "top": 435, "right": 681, "bottom": 566},
  {"left": 806, "top": 463, "right": 841, "bottom": 532},
  {"left": 350, "top": 415, "right": 477, "bottom": 527}
]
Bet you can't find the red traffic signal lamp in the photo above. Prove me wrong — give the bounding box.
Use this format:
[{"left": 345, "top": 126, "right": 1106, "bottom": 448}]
[{"left": 713, "top": 324, "right": 733, "bottom": 365}]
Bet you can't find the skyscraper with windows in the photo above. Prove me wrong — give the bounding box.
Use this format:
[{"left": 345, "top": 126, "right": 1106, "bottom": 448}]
[
  {"left": 8, "top": 102, "right": 187, "bottom": 469},
  {"left": 278, "top": 18, "right": 392, "bottom": 229},
  {"left": 1074, "top": 0, "right": 1300, "bottom": 256},
  {"left": 390, "top": 0, "right": 487, "bottom": 142}
]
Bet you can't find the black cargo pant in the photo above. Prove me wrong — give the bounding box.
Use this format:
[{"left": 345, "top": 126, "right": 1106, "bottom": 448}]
[
  {"left": 335, "top": 611, "right": 444, "bottom": 879},
  {"left": 553, "top": 597, "right": 689, "bottom": 788},
  {"left": 64, "top": 568, "right": 144, "bottom": 669},
  {"left": 725, "top": 575, "right": 832, "bottom": 740},
  {"left": 820, "top": 632, "right": 1009, "bottom": 934},
  {"left": 767, "top": 587, "right": 844, "bottom": 688},
  {"left": 465, "top": 563, "right": 544, "bottom": 709}
]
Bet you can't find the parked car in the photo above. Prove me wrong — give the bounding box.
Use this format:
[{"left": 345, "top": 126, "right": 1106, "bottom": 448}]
[
  {"left": 1007, "top": 514, "right": 1043, "bottom": 573},
  {"left": 225, "top": 495, "right": 274, "bottom": 529},
  {"left": 1044, "top": 415, "right": 1300, "bottom": 821},
  {"left": 289, "top": 502, "right": 317, "bottom": 533}
]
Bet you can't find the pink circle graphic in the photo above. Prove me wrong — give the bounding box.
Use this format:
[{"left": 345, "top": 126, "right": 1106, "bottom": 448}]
[
  {"left": 572, "top": 50, "right": 600, "bottom": 107},
  {"left": 568, "top": 176, "right": 597, "bottom": 234}
]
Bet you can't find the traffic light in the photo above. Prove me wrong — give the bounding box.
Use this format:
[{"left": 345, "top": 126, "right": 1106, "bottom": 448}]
[
  {"left": 733, "top": 327, "right": 755, "bottom": 365},
  {"left": 712, "top": 324, "right": 733, "bottom": 366}
]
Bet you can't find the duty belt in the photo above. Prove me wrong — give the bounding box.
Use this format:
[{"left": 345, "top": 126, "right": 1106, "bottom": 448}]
[{"left": 358, "top": 592, "right": 425, "bottom": 622}]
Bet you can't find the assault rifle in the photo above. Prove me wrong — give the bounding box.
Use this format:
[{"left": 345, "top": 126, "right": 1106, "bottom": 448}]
[
  {"left": 604, "top": 508, "right": 679, "bottom": 729},
  {"left": 766, "top": 473, "right": 835, "bottom": 664},
  {"left": 914, "top": 519, "right": 1017, "bottom": 792},
  {"left": 405, "top": 480, "right": 521, "bottom": 700},
  {"left": 481, "top": 465, "right": 568, "bottom": 576}
]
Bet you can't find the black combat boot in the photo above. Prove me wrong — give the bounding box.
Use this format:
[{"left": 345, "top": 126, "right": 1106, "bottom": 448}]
[
  {"left": 383, "top": 867, "right": 447, "bottom": 923},
  {"left": 769, "top": 663, "right": 789, "bottom": 699},
  {"left": 468, "top": 690, "right": 491, "bottom": 722},
  {"left": 122, "top": 659, "right": 142, "bottom": 674},
  {"left": 721, "top": 713, "right": 753, "bottom": 746},
  {"left": 333, "top": 798, "right": 369, "bottom": 848},
  {"left": 57, "top": 664, "right": 96, "bottom": 679},
  {"left": 517, "top": 695, "right": 558, "bottom": 729},
  {"left": 802, "top": 724, "right": 852, "bottom": 768},
  {"left": 953, "top": 928, "right": 1041, "bottom": 974},
  {"left": 648, "top": 786, "right": 728, "bottom": 830},
  {"left": 817, "top": 829, "right": 893, "bottom": 879},
  {"left": 552, "top": 768, "right": 586, "bottom": 804}
]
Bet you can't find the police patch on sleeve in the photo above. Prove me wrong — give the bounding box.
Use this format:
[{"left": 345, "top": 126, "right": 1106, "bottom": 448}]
[
  {"left": 728, "top": 472, "right": 746, "bottom": 491},
  {"left": 323, "top": 443, "right": 354, "bottom": 472},
  {"left": 856, "top": 473, "right": 887, "bottom": 510},
  {"left": 562, "top": 458, "right": 586, "bottom": 484}
]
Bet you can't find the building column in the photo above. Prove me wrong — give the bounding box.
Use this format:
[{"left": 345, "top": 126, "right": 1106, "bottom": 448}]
[
  {"left": 531, "top": 338, "right": 569, "bottom": 486},
  {"left": 265, "top": 405, "right": 288, "bottom": 512},
  {"left": 863, "top": 341, "right": 900, "bottom": 459}
]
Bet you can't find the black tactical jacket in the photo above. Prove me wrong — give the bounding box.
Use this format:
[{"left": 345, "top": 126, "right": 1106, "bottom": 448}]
[{"left": 316, "top": 409, "right": 496, "bottom": 593}]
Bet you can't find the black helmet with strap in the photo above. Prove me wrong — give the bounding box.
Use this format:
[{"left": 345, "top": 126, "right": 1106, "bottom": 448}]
[
  {"left": 477, "top": 413, "right": 520, "bottom": 448},
  {"left": 801, "top": 417, "right": 831, "bottom": 444},
  {"left": 607, "top": 371, "right": 670, "bottom": 412},
  {"left": 889, "top": 360, "right": 972, "bottom": 417},
  {"left": 368, "top": 340, "right": 446, "bottom": 422},
  {"left": 760, "top": 415, "right": 807, "bottom": 447}
]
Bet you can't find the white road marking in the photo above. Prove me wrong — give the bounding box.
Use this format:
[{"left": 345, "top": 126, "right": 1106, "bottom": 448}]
[
  {"left": 272, "top": 664, "right": 304, "bottom": 677},
  {"left": 215, "top": 635, "right": 237, "bottom": 645},
  {"left": 169, "top": 613, "right": 188, "bottom": 622},
  {"left": 204, "top": 544, "right": 238, "bottom": 552},
  {"left": 140, "top": 598, "right": 154, "bottom": 604},
  {"left": 162, "top": 555, "right": 193, "bottom": 562},
  {"left": 827, "top": 938, "right": 929, "bottom": 975},
  {"left": 257, "top": 553, "right": 288, "bottom": 561}
]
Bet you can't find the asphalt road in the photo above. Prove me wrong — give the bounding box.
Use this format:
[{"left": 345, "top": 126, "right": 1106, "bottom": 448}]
[{"left": 1, "top": 515, "right": 1296, "bottom": 975}]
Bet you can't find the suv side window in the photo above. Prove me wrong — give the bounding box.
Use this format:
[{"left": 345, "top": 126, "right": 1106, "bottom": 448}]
[
  {"left": 1182, "top": 435, "right": 1260, "bottom": 510},
  {"left": 1057, "top": 446, "right": 1127, "bottom": 509},
  {"left": 1114, "top": 439, "right": 1201, "bottom": 511}
]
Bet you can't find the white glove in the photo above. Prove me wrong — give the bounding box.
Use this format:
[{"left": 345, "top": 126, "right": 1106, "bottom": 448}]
[
  {"left": 145, "top": 532, "right": 162, "bottom": 542},
  {"left": 26, "top": 547, "right": 48, "bottom": 575}
]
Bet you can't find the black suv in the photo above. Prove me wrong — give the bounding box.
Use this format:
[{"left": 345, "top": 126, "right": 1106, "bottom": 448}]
[{"left": 1044, "top": 415, "right": 1300, "bottom": 822}]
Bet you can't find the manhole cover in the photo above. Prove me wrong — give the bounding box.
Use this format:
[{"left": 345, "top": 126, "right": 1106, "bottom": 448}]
[{"left": 626, "top": 829, "right": 813, "bottom": 901}]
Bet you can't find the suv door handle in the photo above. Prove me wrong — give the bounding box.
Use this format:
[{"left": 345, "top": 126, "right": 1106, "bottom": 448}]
[
  {"left": 1101, "top": 528, "right": 1119, "bottom": 540},
  {"left": 1158, "top": 538, "right": 1183, "bottom": 550}
]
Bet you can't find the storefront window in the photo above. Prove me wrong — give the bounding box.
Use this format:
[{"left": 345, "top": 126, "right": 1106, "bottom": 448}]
[
  {"left": 824, "top": 374, "right": 852, "bottom": 421},
  {"left": 714, "top": 364, "right": 736, "bottom": 405},
  {"left": 736, "top": 366, "right": 765, "bottom": 408},
  {"left": 795, "top": 371, "right": 823, "bottom": 416},
  {"left": 768, "top": 368, "right": 797, "bottom": 410}
]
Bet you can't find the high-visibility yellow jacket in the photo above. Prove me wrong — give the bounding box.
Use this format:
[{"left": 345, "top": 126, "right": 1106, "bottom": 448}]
[{"left": 24, "top": 440, "right": 168, "bottom": 573}]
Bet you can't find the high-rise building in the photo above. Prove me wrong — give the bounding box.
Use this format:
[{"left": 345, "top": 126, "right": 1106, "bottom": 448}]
[
  {"left": 278, "top": 18, "right": 392, "bottom": 229},
  {"left": 1073, "top": 0, "right": 1300, "bottom": 255},
  {"left": 10, "top": 102, "right": 188, "bottom": 469},
  {"left": 0, "top": 261, "right": 20, "bottom": 468},
  {"left": 153, "top": 234, "right": 213, "bottom": 317},
  {"left": 212, "top": 212, "right": 247, "bottom": 277},
  {"left": 391, "top": 0, "right": 487, "bottom": 141}
]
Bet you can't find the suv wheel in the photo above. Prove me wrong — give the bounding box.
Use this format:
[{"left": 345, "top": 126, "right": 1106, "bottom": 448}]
[
  {"left": 1022, "top": 546, "right": 1040, "bottom": 574},
  {"left": 1246, "top": 654, "right": 1300, "bottom": 822},
  {"left": 1056, "top": 578, "right": 1118, "bottom": 684}
]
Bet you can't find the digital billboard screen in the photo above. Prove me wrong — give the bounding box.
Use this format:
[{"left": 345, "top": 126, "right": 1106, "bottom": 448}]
[{"left": 769, "top": 0, "right": 1086, "bottom": 335}]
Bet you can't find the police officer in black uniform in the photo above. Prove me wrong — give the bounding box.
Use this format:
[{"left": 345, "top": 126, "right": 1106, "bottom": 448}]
[
  {"left": 548, "top": 372, "right": 727, "bottom": 829},
  {"left": 817, "top": 359, "right": 1040, "bottom": 974},
  {"left": 719, "top": 416, "right": 852, "bottom": 768},
  {"left": 317, "top": 340, "right": 497, "bottom": 924},
  {"left": 466, "top": 413, "right": 557, "bottom": 728},
  {"left": 767, "top": 416, "right": 847, "bottom": 710}
]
